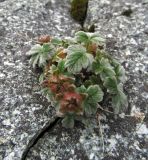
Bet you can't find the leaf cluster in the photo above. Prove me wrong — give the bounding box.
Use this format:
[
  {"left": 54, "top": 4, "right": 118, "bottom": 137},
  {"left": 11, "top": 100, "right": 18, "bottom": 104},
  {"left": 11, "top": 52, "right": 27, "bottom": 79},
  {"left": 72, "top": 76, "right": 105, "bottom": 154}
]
[{"left": 27, "top": 32, "right": 127, "bottom": 128}]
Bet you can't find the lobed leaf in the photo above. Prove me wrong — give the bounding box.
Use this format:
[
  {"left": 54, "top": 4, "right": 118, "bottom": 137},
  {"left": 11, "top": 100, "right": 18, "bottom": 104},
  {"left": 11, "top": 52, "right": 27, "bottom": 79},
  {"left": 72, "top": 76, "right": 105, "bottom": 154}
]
[
  {"left": 75, "top": 31, "right": 89, "bottom": 43},
  {"left": 100, "top": 67, "right": 116, "bottom": 81},
  {"left": 89, "top": 32, "right": 105, "bottom": 44},
  {"left": 93, "top": 57, "right": 116, "bottom": 80},
  {"left": 67, "top": 44, "right": 86, "bottom": 54},
  {"left": 57, "top": 59, "right": 66, "bottom": 73},
  {"left": 75, "top": 31, "right": 105, "bottom": 46},
  {"left": 27, "top": 44, "right": 53, "bottom": 68},
  {"left": 115, "top": 64, "right": 126, "bottom": 82},
  {"left": 26, "top": 44, "right": 43, "bottom": 56},
  {"left": 112, "top": 90, "right": 128, "bottom": 114},
  {"left": 77, "top": 85, "right": 87, "bottom": 93},
  {"left": 83, "top": 85, "right": 104, "bottom": 114},
  {"left": 65, "top": 45, "right": 94, "bottom": 73},
  {"left": 51, "top": 38, "right": 62, "bottom": 45},
  {"left": 103, "top": 76, "right": 118, "bottom": 94}
]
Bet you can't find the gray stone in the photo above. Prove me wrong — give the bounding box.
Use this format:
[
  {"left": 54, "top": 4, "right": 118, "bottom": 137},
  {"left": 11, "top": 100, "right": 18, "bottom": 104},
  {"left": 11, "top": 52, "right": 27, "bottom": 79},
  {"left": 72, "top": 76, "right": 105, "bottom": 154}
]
[
  {"left": 1, "top": 0, "right": 148, "bottom": 160},
  {"left": 25, "top": 0, "right": 148, "bottom": 160},
  {"left": 0, "top": 0, "right": 80, "bottom": 160},
  {"left": 0, "top": 25, "right": 6, "bottom": 36}
]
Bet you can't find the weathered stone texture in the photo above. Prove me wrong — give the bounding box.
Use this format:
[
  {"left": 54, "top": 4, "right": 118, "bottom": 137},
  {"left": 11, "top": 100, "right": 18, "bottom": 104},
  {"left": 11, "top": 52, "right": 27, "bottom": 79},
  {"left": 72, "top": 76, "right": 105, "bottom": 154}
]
[
  {"left": 0, "top": 0, "right": 148, "bottom": 160},
  {"left": 26, "top": 0, "right": 148, "bottom": 160},
  {"left": 0, "top": 0, "right": 80, "bottom": 159}
]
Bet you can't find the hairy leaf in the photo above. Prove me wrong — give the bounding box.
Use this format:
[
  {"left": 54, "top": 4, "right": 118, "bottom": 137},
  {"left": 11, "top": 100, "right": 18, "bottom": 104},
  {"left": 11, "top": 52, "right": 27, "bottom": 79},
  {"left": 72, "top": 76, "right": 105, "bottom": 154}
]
[
  {"left": 26, "top": 44, "right": 43, "bottom": 56},
  {"left": 93, "top": 57, "right": 115, "bottom": 80},
  {"left": 65, "top": 45, "right": 94, "bottom": 73},
  {"left": 100, "top": 67, "right": 116, "bottom": 80},
  {"left": 93, "top": 57, "right": 112, "bottom": 74},
  {"left": 84, "top": 85, "right": 104, "bottom": 114},
  {"left": 75, "top": 31, "right": 89, "bottom": 43},
  {"left": 67, "top": 44, "right": 86, "bottom": 54},
  {"left": 57, "top": 60, "right": 66, "bottom": 73},
  {"left": 115, "top": 64, "right": 126, "bottom": 82},
  {"left": 86, "top": 85, "right": 104, "bottom": 102},
  {"left": 77, "top": 85, "right": 87, "bottom": 93},
  {"left": 89, "top": 32, "right": 105, "bottom": 44},
  {"left": 38, "top": 53, "right": 49, "bottom": 67},
  {"left": 29, "top": 54, "right": 40, "bottom": 68},
  {"left": 51, "top": 38, "right": 62, "bottom": 45},
  {"left": 112, "top": 90, "right": 128, "bottom": 114},
  {"left": 27, "top": 44, "right": 52, "bottom": 68},
  {"left": 103, "top": 77, "right": 118, "bottom": 94},
  {"left": 111, "top": 59, "right": 126, "bottom": 82},
  {"left": 75, "top": 31, "right": 105, "bottom": 45},
  {"left": 92, "top": 60, "right": 103, "bottom": 74},
  {"left": 43, "top": 43, "right": 51, "bottom": 52},
  {"left": 39, "top": 73, "right": 44, "bottom": 84},
  {"left": 41, "top": 87, "right": 54, "bottom": 102}
]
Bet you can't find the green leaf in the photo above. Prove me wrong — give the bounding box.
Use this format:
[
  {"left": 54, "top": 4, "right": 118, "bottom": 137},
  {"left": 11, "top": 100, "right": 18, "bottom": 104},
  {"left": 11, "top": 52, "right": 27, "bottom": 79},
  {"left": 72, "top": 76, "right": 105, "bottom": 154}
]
[
  {"left": 75, "top": 31, "right": 89, "bottom": 43},
  {"left": 26, "top": 44, "right": 43, "bottom": 56},
  {"left": 92, "top": 60, "right": 103, "bottom": 74},
  {"left": 90, "top": 75, "right": 101, "bottom": 85},
  {"left": 86, "top": 85, "right": 104, "bottom": 102},
  {"left": 51, "top": 38, "right": 62, "bottom": 45},
  {"left": 111, "top": 59, "right": 126, "bottom": 82},
  {"left": 67, "top": 44, "right": 86, "bottom": 54},
  {"left": 84, "top": 85, "right": 104, "bottom": 114},
  {"left": 100, "top": 67, "right": 116, "bottom": 80},
  {"left": 57, "top": 60, "right": 66, "bottom": 73},
  {"left": 111, "top": 59, "right": 120, "bottom": 67},
  {"left": 93, "top": 57, "right": 112, "bottom": 74},
  {"left": 77, "top": 85, "right": 87, "bottom": 93},
  {"left": 38, "top": 53, "right": 49, "bottom": 67},
  {"left": 62, "top": 115, "right": 74, "bottom": 128},
  {"left": 43, "top": 43, "right": 51, "bottom": 52},
  {"left": 39, "top": 73, "right": 44, "bottom": 83},
  {"left": 103, "top": 77, "right": 118, "bottom": 94},
  {"left": 89, "top": 32, "right": 105, "bottom": 44},
  {"left": 112, "top": 90, "right": 128, "bottom": 114},
  {"left": 75, "top": 31, "right": 105, "bottom": 46},
  {"left": 41, "top": 87, "right": 54, "bottom": 101},
  {"left": 100, "top": 58, "right": 112, "bottom": 68},
  {"left": 93, "top": 57, "right": 116, "bottom": 81},
  {"left": 115, "top": 64, "right": 126, "bottom": 82},
  {"left": 27, "top": 44, "right": 53, "bottom": 68},
  {"left": 49, "top": 64, "right": 57, "bottom": 74},
  {"left": 29, "top": 54, "right": 40, "bottom": 68},
  {"left": 65, "top": 45, "right": 94, "bottom": 73},
  {"left": 84, "top": 102, "right": 98, "bottom": 114}
]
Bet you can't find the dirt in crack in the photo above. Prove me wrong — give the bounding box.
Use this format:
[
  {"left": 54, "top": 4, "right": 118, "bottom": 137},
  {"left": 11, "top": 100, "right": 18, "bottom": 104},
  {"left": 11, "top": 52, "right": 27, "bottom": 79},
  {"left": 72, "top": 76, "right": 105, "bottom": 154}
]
[
  {"left": 21, "top": 117, "right": 61, "bottom": 160},
  {"left": 70, "top": 0, "right": 89, "bottom": 27}
]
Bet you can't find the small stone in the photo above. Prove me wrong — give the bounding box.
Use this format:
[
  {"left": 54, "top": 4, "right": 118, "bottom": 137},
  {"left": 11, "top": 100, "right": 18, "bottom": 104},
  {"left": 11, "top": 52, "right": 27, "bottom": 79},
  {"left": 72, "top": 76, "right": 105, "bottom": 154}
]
[{"left": 2, "top": 119, "right": 11, "bottom": 126}]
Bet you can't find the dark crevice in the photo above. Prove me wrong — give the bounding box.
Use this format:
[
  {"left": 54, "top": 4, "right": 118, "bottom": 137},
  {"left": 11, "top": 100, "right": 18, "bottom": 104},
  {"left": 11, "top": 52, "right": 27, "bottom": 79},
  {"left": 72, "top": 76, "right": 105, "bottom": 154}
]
[
  {"left": 121, "top": 8, "right": 133, "bottom": 17},
  {"left": 70, "top": 0, "right": 89, "bottom": 28},
  {"left": 21, "top": 117, "right": 61, "bottom": 160}
]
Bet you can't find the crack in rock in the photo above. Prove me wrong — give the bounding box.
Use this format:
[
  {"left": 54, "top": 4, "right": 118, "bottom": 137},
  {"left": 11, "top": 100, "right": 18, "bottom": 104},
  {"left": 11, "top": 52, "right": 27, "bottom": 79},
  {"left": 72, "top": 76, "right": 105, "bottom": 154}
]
[{"left": 21, "top": 117, "right": 61, "bottom": 160}]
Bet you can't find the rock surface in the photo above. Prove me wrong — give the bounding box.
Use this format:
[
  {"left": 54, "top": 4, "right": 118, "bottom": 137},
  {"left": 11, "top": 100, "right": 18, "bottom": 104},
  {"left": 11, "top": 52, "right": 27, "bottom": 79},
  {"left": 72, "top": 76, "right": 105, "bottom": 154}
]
[
  {"left": 0, "top": 0, "right": 148, "bottom": 160},
  {"left": 27, "top": 0, "right": 148, "bottom": 160},
  {"left": 0, "top": 0, "right": 80, "bottom": 159}
]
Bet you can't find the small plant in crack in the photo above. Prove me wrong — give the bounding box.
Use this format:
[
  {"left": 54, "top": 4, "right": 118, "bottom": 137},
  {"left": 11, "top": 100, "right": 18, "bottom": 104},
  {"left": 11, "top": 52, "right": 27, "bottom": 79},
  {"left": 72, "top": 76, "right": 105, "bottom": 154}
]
[{"left": 26, "top": 31, "right": 127, "bottom": 128}]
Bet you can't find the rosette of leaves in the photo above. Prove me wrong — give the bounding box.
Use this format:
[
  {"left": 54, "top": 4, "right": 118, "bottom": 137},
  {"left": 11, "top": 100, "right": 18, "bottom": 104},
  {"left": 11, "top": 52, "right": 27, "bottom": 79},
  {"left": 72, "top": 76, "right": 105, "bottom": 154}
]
[{"left": 27, "top": 32, "right": 127, "bottom": 128}]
